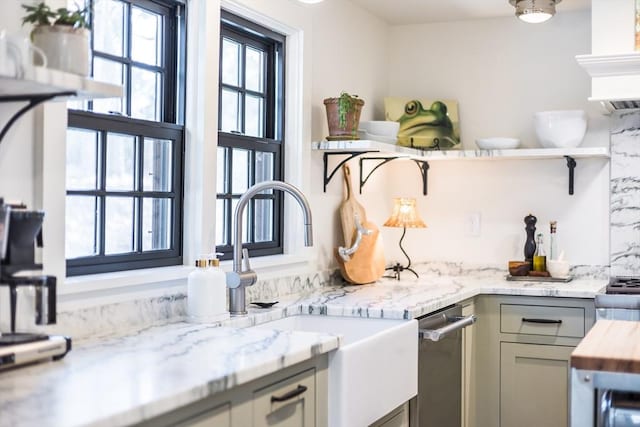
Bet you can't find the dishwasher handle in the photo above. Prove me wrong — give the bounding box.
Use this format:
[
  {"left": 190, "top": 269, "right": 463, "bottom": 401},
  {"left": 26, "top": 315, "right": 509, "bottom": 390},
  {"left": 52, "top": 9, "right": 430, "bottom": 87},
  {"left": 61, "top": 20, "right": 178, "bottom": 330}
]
[{"left": 419, "top": 314, "right": 477, "bottom": 342}]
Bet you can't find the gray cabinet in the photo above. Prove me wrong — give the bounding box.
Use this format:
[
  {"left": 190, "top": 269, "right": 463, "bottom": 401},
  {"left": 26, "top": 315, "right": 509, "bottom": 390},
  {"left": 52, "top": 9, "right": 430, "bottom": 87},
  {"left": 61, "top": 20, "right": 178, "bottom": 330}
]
[
  {"left": 500, "top": 342, "right": 574, "bottom": 427},
  {"left": 253, "top": 368, "right": 316, "bottom": 427},
  {"left": 470, "top": 295, "right": 595, "bottom": 427},
  {"left": 370, "top": 402, "right": 410, "bottom": 427},
  {"left": 135, "top": 356, "right": 328, "bottom": 427}
]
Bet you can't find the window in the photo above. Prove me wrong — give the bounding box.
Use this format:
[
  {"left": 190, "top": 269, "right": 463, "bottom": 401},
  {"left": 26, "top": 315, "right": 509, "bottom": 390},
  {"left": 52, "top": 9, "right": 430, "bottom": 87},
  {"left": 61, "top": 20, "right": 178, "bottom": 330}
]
[
  {"left": 65, "top": 0, "right": 186, "bottom": 276},
  {"left": 217, "top": 11, "right": 285, "bottom": 261}
]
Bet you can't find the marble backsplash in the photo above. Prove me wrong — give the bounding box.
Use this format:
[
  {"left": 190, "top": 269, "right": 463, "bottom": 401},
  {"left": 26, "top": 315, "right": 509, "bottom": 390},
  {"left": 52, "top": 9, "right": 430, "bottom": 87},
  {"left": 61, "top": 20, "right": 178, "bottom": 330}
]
[{"left": 610, "top": 109, "right": 640, "bottom": 276}]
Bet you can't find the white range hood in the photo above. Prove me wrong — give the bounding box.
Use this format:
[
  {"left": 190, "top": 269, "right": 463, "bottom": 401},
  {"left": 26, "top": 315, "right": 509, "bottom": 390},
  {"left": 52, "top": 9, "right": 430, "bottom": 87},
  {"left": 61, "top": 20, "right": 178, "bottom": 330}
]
[
  {"left": 576, "top": 52, "right": 640, "bottom": 112},
  {"left": 575, "top": 0, "right": 640, "bottom": 112}
]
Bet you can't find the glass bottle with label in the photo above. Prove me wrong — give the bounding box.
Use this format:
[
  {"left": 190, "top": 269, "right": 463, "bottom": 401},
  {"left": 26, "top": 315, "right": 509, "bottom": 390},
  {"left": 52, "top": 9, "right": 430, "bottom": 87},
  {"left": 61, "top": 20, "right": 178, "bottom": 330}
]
[
  {"left": 549, "top": 221, "right": 557, "bottom": 261},
  {"left": 533, "top": 233, "right": 547, "bottom": 272}
]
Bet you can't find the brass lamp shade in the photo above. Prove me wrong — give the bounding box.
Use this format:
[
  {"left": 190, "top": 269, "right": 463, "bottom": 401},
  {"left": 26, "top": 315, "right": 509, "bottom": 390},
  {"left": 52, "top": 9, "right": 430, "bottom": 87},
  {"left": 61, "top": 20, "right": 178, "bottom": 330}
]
[{"left": 383, "top": 198, "right": 426, "bottom": 229}]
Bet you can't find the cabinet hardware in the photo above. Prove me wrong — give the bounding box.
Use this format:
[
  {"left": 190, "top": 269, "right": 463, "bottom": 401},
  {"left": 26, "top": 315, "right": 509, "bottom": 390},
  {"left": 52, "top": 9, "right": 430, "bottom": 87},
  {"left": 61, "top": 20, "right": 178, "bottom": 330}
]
[
  {"left": 521, "top": 318, "right": 563, "bottom": 324},
  {"left": 270, "top": 384, "right": 308, "bottom": 403}
]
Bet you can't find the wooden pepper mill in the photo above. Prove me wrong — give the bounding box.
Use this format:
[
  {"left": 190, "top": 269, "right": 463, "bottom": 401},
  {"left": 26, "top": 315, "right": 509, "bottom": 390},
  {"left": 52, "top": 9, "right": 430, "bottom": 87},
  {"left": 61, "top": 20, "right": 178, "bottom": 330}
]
[{"left": 524, "top": 214, "right": 537, "bottom": 262}]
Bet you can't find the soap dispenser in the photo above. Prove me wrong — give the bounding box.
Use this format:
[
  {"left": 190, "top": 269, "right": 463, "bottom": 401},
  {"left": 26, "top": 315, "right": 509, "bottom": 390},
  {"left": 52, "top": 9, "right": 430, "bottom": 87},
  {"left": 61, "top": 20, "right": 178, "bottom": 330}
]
[
  {"left": 187, "top": 254, "right": 230, "bottom": 323},
  {"left": 206, "top": 253, "right": 229, "bottom": 321}
]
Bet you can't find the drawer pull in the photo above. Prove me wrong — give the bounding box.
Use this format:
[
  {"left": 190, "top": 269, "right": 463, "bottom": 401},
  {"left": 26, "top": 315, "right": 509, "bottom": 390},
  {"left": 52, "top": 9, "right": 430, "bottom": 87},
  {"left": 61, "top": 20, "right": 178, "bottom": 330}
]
[
  {"left": 271, "top": 385, "right": 308, "bottom": 403},
  {"left": 522, "top": 318, "right": 563, "bottom": 324}
]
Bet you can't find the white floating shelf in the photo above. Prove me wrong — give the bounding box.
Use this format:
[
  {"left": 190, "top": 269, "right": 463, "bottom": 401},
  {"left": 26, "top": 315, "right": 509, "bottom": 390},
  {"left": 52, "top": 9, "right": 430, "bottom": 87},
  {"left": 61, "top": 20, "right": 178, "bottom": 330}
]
[
  {"left": 313, "top": 140, "right": 610, "bottom": 161},
  {"left": 0, "top": 66, "right": 122, "bottom": 100}
]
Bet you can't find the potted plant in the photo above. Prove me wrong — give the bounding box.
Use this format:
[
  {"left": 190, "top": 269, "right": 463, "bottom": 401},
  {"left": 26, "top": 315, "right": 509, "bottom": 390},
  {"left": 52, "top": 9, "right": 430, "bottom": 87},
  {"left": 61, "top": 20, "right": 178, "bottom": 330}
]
[
  {"left": 324, "top": 92, "right": 365, "bottom": 140},
  {"left": 22, "top": 2, "right": 91, "bottom": 76}
]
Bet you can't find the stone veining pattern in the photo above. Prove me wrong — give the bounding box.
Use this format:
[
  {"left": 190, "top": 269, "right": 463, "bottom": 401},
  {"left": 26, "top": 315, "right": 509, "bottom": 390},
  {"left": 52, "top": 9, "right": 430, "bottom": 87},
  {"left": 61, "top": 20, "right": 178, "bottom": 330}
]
[{"left": 611, "top": 110, "right": 640, "bottom": 276}]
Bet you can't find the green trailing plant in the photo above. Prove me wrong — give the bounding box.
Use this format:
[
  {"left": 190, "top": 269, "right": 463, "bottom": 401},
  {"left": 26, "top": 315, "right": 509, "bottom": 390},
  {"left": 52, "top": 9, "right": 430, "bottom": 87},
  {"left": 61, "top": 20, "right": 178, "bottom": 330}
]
[
  {"left": 22, "top": 2, "right": 91, "bottom": 30},
  {"left": 337, "top": 92, "right": 359, "bottom": 130}
]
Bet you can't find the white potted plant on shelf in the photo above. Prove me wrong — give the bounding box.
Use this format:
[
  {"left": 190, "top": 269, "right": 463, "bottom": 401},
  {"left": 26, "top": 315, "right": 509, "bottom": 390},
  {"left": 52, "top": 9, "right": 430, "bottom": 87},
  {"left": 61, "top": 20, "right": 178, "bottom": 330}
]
[{"left": 21, "top": 2, "right": 91, "bottom": 76}]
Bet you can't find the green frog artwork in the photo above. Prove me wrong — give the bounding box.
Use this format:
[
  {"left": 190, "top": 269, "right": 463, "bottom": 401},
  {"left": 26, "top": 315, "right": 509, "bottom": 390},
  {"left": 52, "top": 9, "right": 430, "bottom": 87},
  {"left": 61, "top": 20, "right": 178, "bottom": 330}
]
[{"left": 385, "top": 98, "right": 461, "bottom": 149}]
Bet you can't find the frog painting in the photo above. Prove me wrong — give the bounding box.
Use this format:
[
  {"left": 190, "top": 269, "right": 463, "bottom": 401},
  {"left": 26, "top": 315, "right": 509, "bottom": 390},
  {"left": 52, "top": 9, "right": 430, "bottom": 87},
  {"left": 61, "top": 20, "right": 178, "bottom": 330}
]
[{"left": 384, "top": 97, "right": 461, "bottom": 150}]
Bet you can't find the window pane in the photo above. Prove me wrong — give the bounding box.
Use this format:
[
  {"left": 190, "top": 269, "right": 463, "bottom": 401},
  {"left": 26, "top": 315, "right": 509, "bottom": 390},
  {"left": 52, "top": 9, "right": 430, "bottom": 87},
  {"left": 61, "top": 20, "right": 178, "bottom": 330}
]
[
  {"left": 131, "top": 67, "right": 161, "bottom": 121},
  {"left": 220, "top": 89, "right": 240, "bottom": 133},
  {"left": 217, "top": 147, "right": 226, "bottom": 194},
  {"left": 231, "top": 148, "right": 249, "bottom": 193},
  {"left": 245, "top": 46, "right": 264, "bottom": 93},
  {"left": 65, "top": 196, "right": 99, "bottom": 258},
  {"left": 106, "top": 133, "right": 135, "bottom": 191},
  {"left": 92, "top": 57, "right": 125, "bottom": 115},
  {"left": 245, "top": 95, "right": 264, "bottom": 138},
  {"left": 216, "top": 199, "right": 226, "bottom": 246},
  {"left": 222, "top": 38, "right": 240, "bottom": 87},
  {"left": 93, "top": 0, "right": 125, "bottom": 57},
  {"left": 105, "top": 197, "right": 135, "bottom": 254},
  {"left": 67, "top": 129, "right": 98, "bottom": 190},
  {"left": 143, "top": 138, "right": 172, "bottom": 191},
  {"left": 132, "top": 6, "right": 162, "bottom": 66},
  {"left": 143, "top": 198, "right": 171, "bottom": 251},
  {"left": 254, "top": 199, "right": 273, "bottom": 243}
]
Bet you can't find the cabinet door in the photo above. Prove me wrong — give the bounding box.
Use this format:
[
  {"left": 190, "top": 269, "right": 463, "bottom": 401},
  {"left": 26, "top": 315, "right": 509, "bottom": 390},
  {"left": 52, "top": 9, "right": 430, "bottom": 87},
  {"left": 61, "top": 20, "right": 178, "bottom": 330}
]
[
  {"left": 500, "top": 342, "right": 573, "bottom": 427},
  {"left": 253, "top": 368, "right": 315, "bottom": 427}
]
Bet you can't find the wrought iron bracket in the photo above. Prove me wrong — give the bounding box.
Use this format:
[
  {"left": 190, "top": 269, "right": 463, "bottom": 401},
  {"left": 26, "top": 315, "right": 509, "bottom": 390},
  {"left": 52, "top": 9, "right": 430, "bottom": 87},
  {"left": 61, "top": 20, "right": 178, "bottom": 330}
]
[
  {"left": 322, "top": 151, "right": 377, "bottom": 192},
  {"left": 565, "top": 155, "right": 577, "bottom": 195},
  {"left": 358, "top": 157, "right": 430, "bottom": 195},
  {"left": 0, "top": 92, "right": 76, "bottom": 146}
]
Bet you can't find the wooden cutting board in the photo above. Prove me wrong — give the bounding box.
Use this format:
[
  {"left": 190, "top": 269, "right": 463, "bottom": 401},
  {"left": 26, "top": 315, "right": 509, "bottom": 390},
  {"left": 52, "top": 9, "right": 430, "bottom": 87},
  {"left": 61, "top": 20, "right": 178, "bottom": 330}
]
[
  {"left": 339, "top": 164, "right": 367, "bottom": 247},
  {"left": 335, "top": 220, "right": 386, "bottom": 285},
  {"left": 571, "top": 319, "right": 640, "bottom": 373}
]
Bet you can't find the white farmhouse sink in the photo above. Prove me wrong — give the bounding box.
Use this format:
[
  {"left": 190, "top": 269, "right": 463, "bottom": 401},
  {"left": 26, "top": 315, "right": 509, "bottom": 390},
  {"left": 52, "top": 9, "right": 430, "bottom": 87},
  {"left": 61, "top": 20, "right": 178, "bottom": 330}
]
[{"left": 253, "top": 315, "right": 418, "bottom": 426}]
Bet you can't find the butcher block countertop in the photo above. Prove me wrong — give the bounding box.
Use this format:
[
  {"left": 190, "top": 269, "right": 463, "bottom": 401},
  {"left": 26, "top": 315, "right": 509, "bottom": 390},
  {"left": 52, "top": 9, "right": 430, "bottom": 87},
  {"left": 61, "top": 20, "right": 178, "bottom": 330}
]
[{"left": 572, "top": 320, "right": 640, "bottom": 373}]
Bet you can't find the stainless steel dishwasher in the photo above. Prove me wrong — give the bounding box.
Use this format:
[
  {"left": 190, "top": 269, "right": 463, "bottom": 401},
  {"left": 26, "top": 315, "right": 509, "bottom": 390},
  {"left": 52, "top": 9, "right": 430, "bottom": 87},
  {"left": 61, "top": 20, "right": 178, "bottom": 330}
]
[{"left": 414, "top": 304, "right": 476, "bottom": 427}]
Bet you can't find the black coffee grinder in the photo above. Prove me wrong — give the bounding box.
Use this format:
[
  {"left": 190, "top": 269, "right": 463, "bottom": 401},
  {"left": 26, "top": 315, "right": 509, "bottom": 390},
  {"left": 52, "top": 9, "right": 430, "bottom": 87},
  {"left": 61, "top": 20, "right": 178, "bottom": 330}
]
[{"left": 0, "top": 199, "right": 70, "bottom": 369}]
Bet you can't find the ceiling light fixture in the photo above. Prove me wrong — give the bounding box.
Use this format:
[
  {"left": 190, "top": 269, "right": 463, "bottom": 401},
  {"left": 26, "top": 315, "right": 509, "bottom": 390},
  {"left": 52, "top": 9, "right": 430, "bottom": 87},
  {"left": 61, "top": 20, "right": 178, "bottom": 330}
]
[
  {"left": 297, "top": 0, "right": 324, "bottom": 4},
  {"left": 509, "top": 0, "right": 561, "bottom": 24}
]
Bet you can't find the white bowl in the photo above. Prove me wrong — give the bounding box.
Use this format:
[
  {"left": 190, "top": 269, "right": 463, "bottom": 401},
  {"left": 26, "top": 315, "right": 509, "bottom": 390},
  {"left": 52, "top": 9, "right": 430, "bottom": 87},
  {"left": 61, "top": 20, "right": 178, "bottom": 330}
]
[
  {"left": 359, "top": 121, "right": 400, "bottom": 138},
  {"left": 546, "top": 259, "right": 570, "bottom": 278},
  {"left": 475, "top": 137, "right": 520, "bottom": 150},
  {"left": 534, "top": 110, "right": 587, "bottom": 149}
]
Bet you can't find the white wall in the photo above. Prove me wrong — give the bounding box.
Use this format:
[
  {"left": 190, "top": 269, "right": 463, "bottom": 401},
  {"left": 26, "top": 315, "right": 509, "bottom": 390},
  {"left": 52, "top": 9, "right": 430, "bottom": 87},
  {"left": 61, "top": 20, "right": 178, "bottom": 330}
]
[{"left": 364, "top": 10, "right": 610, "bottom": 267}]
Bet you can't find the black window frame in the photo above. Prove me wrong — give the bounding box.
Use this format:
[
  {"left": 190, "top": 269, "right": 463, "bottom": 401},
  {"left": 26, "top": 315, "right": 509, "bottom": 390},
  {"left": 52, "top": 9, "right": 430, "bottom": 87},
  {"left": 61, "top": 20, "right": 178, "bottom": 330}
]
[
  {"left": 216, "top": 11, "right": 285, "bottom": 261},
  {"left": 66, "top": 0, "right": 186, "bottom": 276}
]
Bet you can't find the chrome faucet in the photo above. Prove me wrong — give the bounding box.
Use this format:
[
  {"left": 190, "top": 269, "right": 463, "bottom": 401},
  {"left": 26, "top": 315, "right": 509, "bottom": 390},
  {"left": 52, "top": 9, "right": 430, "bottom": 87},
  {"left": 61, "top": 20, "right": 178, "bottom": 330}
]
[{"left": 226, "top": 180, "right": 313, "bottom": 315}]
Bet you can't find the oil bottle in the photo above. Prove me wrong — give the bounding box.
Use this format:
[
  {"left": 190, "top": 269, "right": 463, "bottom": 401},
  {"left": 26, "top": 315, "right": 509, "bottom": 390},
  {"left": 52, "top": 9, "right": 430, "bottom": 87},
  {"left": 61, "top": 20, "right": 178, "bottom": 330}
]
[{"left": 533, "top": 233, "right": 547, "bottom": 272}]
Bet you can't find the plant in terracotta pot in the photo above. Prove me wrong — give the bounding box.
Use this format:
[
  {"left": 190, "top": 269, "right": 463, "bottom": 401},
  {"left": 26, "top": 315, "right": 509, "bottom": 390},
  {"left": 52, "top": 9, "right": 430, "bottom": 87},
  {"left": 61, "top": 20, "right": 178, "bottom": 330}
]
[
  {"left": 22, "top": 2, "right": 91, "bottom": 76},
  {"left": 324, "top": 92, "right": 365, "bottom": 140}
]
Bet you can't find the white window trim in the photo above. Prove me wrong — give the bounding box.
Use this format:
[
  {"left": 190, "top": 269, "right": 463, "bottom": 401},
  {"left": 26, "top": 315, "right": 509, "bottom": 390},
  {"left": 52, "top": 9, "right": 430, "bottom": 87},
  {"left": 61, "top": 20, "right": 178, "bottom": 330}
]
[{"left": 46, "top": 0, "right": 316, "bottom": 307}]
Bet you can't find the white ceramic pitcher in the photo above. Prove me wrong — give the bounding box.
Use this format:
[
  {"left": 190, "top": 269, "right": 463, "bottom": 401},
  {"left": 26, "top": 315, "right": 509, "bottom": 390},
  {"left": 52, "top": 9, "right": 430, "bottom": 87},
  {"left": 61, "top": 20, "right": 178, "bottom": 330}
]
[{"left": 0, "top": 30, "right": 47, "bottom": 79}]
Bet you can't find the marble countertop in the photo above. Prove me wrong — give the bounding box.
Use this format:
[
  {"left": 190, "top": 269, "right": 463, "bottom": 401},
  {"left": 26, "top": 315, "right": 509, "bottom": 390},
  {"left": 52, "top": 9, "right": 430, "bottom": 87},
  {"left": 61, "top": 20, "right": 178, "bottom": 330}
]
[{"left": 1, "top": 270, "right": 607, "bottom": 427}]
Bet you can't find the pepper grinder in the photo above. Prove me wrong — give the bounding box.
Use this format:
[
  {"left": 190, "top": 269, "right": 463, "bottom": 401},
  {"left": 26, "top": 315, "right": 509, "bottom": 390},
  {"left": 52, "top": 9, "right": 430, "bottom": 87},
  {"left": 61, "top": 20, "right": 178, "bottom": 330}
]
[{"left": 524, "top": 214, "right": 537, "bottom": 262}]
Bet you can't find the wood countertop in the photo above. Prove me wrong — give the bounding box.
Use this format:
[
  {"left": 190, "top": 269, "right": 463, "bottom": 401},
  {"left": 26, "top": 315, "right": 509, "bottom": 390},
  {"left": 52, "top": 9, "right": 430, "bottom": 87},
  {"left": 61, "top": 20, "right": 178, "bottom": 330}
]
[{"left": 572, "top": 319, "right": 640, "bottom": 373}]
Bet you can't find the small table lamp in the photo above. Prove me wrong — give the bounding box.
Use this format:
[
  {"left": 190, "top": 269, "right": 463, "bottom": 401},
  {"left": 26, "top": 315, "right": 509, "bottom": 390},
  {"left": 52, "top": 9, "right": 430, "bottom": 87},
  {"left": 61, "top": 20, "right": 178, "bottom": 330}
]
[{"left": 383, "top": 197, "right": 427, "bottom": 280}]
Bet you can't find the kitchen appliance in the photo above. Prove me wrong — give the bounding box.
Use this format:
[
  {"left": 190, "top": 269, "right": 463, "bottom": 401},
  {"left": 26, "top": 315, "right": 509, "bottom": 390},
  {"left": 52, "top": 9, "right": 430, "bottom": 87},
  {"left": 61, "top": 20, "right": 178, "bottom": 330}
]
[
  {"left": 414, "top": 304, "right": 476, "bottom": 427},
  {"left": 571, "top": 279, "right": 640, "bottom": 426},
  {"left": 0, "top": 199, "right": 70, "bottom": 370}
]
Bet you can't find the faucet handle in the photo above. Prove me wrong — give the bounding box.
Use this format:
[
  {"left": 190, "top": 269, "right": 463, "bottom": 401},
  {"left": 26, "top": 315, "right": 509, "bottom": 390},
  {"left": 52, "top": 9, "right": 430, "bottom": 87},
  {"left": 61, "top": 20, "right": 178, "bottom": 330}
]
[{"left": 242, "top": 248, "right": 252, "bottom": 271}]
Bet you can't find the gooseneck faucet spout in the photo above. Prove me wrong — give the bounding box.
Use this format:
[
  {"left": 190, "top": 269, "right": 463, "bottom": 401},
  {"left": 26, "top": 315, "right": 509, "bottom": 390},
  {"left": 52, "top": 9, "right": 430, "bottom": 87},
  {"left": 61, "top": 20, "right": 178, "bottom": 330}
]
[{"left": 226, "top": 181, "right": 313, "bottom": 315}]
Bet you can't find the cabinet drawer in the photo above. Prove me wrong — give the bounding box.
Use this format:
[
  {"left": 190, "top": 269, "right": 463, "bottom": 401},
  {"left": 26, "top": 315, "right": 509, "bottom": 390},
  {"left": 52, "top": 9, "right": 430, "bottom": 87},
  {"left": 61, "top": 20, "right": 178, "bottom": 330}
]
[
  {"left": 253, "top": 368, "right": 316, "bottom": 427},
  {"left": 500, "top": 304, "right": 585, "bottom": 338}
]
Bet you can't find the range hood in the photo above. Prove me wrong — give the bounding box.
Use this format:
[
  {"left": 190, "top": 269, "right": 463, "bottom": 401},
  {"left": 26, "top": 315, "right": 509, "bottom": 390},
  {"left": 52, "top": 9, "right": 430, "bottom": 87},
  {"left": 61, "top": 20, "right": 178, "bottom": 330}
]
[{"left": 576, "top": 52, "right": 640, "bottom": 113}]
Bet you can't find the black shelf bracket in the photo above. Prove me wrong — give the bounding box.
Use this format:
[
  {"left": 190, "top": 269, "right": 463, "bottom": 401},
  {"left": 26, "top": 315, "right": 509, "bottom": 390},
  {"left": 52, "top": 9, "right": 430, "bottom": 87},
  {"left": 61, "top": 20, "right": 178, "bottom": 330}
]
[
  {"left": 358, "top": 156, "right": 431, "bottom": 195},
  {"left": 359, "top": 156, "right": 399, "bottom": 194},
  {"left": 0, "top": 91, "right": 76, "bottom": 146},
  {"left": 413, "top": 159, "right": 430, "bottom": 196},
  {"left": 322, "top": 151, "right": 377, "bottom": 192},
  {"left": 565, "top": 155, "right": 577, "bottom": 195}
]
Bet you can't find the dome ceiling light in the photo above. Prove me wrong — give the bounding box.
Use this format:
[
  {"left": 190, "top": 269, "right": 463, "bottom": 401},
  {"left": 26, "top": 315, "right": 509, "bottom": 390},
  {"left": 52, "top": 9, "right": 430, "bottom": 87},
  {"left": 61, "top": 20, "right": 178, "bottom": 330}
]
[{"left": 509, "top": 0, "right": 561, "bottom": 24}]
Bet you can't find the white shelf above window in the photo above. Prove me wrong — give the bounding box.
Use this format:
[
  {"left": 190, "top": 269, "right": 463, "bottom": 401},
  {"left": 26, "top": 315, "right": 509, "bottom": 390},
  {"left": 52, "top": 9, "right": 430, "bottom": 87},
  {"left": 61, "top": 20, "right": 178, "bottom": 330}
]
[
  {"left": 312, "top": 139, "right": 610, "bottom": 161},
  {"left": 313, "top": 140, "right": 609, "bottom": 196},
  {"left": 0, "top": 66, "right": 122, "bottom": 100}
]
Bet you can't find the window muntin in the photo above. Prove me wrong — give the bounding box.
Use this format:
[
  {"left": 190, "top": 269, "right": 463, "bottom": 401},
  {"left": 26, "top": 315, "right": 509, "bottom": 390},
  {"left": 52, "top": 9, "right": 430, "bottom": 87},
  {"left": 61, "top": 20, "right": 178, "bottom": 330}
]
[
  {"left": 217, "top": 12, "right": 284, "bottom": 261},
  {"left": 66, "top": 0, "right": 184, "bottom": 276}
]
